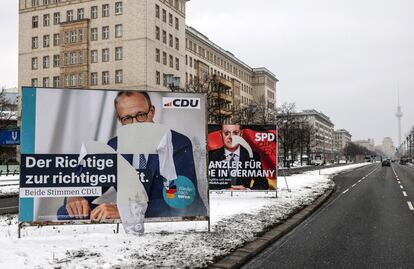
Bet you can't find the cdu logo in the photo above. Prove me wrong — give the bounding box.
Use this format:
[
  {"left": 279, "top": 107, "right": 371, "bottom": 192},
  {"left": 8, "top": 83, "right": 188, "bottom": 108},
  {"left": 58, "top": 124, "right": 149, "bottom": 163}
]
[{"left": 162, "top": 97, "right": 201, "bottom": 109}]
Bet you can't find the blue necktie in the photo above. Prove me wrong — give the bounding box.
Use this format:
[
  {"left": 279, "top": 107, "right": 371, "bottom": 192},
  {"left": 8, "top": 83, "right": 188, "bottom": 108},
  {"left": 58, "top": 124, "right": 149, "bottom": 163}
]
[{"left": 139, "top": 154, "right": 147, "bottom": 170}]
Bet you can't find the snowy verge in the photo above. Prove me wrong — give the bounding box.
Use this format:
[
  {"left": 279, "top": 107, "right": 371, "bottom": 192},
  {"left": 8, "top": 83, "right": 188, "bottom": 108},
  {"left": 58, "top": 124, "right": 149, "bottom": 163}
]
[{"left": 0, "top": 163, "right": 370, "bottom": 268}]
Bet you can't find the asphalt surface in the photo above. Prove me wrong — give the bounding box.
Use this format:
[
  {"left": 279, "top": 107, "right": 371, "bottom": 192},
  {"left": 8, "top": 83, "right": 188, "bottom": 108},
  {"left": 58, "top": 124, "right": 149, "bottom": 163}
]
[
  {"left": 243, "top": 163, "right": 414, "bottom": 269},
  {"left": 0, "top": 196, "right": 19, "bottom": 214}
]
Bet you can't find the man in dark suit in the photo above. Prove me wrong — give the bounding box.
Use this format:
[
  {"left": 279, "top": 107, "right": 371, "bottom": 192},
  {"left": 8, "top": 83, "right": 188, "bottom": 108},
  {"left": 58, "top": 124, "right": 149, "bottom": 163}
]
[
  {"left": 58, "top": 91, "right": 206, "bottom": 221},
  {"left": 209, "top": 124, "right": 268, "bottom": 190}
]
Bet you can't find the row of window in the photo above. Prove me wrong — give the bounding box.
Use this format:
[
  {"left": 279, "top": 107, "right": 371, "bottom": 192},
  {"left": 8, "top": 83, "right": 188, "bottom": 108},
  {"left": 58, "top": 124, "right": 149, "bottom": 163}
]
[
  {"left": 155, "top": 71, "right": 178, "bottom": 87},
  {"left": 155, "top": 4, "right": 180, "bottom": 30},
  {"left": 31, "top": 25, "right": 123, "bottom": 50},
  {"left": 186, "top": 38, "right": 253, "bottom": 84},
  {"left": 31, "top": 47, "right": 123, "bottom": 70},
  {"left": 31, "top": 70, "right": 124, "bottom": 88},
  {"left": 155, "top": 49, "right": 180, "bottom": 70},
  {"left": 155, "top": 26, "right": 180, "bottom": 50},
  {"left": 31, "top": 3, "right": 123, "bottom": 28}
]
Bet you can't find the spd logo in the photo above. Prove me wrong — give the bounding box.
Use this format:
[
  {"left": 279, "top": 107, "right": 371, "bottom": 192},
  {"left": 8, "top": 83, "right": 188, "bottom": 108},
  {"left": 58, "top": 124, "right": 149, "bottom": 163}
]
[
  {"left": 162, "top": 97, "right": 201, "bottom": 109},
  {"left": 255, "top": 132, "right": 276, "bottom": 142}
]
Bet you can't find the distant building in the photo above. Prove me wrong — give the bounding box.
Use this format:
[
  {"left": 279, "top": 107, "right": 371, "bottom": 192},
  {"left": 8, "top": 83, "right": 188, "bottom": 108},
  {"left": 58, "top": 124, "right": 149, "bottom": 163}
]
[
  {"left": 380, "top": 137, "right": 396, "bottom": 158},
  {"left": 334, "top": 129, "right": 352, "bottom": 152},
  {"left": 296, "top": 109, "right": 335, "bottom": 162},
  {"left": 354, "top": 139, "right": 375, "bottom": 152}
]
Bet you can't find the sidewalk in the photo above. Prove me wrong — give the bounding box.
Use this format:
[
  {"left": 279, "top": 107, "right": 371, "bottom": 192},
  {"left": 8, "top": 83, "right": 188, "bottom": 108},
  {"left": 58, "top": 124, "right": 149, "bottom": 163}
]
[{"left": 0, "top": 163, "right": 369, "bottom": 268}]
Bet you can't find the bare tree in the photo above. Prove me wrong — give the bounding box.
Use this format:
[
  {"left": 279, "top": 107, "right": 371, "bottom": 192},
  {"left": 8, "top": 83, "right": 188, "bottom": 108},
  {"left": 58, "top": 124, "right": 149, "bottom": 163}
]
[
  {"left": 0, "top": 87, "right": 16, "bottom": 129},
  {"left": 185, "top": 74, "right": 232, "bottom": 124}
]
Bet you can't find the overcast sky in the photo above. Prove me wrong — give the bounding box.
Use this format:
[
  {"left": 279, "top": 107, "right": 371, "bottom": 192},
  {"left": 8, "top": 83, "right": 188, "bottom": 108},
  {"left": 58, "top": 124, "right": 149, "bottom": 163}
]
[{"left": 1, "top": 0, "right": 413, "bottom": 146}]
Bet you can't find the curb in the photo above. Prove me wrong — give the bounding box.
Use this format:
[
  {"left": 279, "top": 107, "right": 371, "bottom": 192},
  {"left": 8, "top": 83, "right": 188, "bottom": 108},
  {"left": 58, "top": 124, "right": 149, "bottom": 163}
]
[{"left": 208, "top": 186, "right": 336, "bottom": 269}]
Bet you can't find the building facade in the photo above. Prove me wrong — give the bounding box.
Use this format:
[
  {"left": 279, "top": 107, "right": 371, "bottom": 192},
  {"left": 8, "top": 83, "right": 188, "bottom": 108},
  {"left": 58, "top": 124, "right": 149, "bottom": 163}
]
[
  {"left": 18, "top": 0, "right": 277, "bottom": 123},
  {"left": 296, "top": 109, "right": 335, "bottom": 162},
  {"left": 334, "top": 129, "right": 352, "bottom": 152}
]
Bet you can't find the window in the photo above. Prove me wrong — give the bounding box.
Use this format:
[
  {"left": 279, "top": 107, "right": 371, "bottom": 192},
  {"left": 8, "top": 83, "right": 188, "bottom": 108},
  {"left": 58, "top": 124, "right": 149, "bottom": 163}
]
[
  {"left": 155, "top": 26, "right": 160, "bottom": 40},
  {"left": 79, "top": 51, "right": 84, "bottom": 64},
  {"left": 43, "top": 14, "right": 50, "bottom": 27},
  {"left": 43, "top": 56, "right": 50, "bottom": 69},
  {"left": 185, "top": 55, "right": 188, "bottom": 65},
  {"left": 91, "top": 6, "right": 98, "bottom": 19},
  {"left": 102, "top": 71, "right": 109, "bottom": 85},
  {"left": 115, "top": 2, "right": 123, "bottom": 14},
  {"left": 70, "top": 52, "right": 76, "bottom": 65},
  {"left": 162, "top": 52, "right": 167, "bottom": 65},
  {"left": 175, "top": 57, "right": 179, "bottom": 70},
  {"left": 175, "top": 37, "right": 179, "bottom": 50},
  {"left": 102, "top": 48, "right": 109, "bottom": 62},
  {"left": 162, "top": 9, "right": 166, "bottom": 22},
  {"left": 169, "top": 13, "right": 173, "bottom": 26},
  {"left": 155, "top": 4, "right": 160, "bottom": 18},
  {"left": 162, "top": 30, "right": 166, "bottom": 44},
  {"left": 115, "top": 70, "right": 123, "bottom": 84},
  {"left": 102, "top": 26, "right": 109, "bottom": 39},
  {"left": 70, "top": 31, "right": 77, "bottom": 43},
  {"left": 175, "top": 17, "right": 179, "bottom": 30},
  {"left": 115, "top": 24, "right": 123, "bottom": 38},
  {"left": 43, "top": 0, "right": 49, "bottom": 5},
  {"left": 32, "top": 0, "right": 39, "bottom": 8},
  {"left": 115, "top": 47, "right": 123, "bottom": 60},
  {"left": 32, "top": 16, "right": 38, "bottom": 28},
  {"left": 70, "top": 74, "right": 77, "bottom": 87},
  {"left": 163, "top": 73, "right": 167, "bottom": 87},
  {"left": 65, "top": 31, "right": 69, "bottom": 44},
  {"left": 155, "top": 48, "right": 160, "bottom": 62},
  {"left": 102, "top": 4, "right": 109, "bottom": 17},
  {"left": 169, "top": 34, "right": 173, "bottom": 47},
  {"left": 64, "top": 52, "right": 69, "bottom": 65},
  {"left": 53, "top": 54, "right": 60, "bottom": 67},
  {"left": 90, "top": 72, "right": 98, "bottom": 85},
  {"left": 43, "top": 77, "right": 50, "bottom": 87},
  {"left": 53, "top": 12, "right": 60, "bottom": 25},
  {"left": 43, "top": 35, "right": 50, "bottom": 47},
  {"left": 66, "top": 10, "right": 74, "bottom": 22},
  {"left": 79, "top": 30, "right": 84, "bottom": 42},
  {"left": 32, "top": 37, "right": 39, "bottom": 49},
  {"left": 91, "top": 28, "right": 98, "bottom": 41},
  {"left": 31, "top": 57, "right": 38, "bottom": 70},
  {"left": 91, "top": 50, "right": 98, "bottom": 63},
  {"left": 189, "top": 56, "right": 192, "bottom": 67},
  {"left": 53, "top": 76, "right": 60, "bottom": 88},
  {"left": 169, "top": 55, "right": 173, "bottom": 68},
  {"left": 31, "top": 78, "right": 38, "bottom": 87},
  {"left": 77, "top": 8, "right": 84, "bottom": 20},
  {"left": 156, "top": 71, "right": 160, "bottom": 85}
]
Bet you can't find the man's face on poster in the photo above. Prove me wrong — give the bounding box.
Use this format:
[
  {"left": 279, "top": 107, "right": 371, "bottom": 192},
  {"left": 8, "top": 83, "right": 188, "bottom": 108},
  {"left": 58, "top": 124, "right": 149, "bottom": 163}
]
[
  {"left": 221, "top": 124, "right": 242, "bottom": 151},
  {"left": 116, "top": 92, "right": 155, "bottom": 125}
]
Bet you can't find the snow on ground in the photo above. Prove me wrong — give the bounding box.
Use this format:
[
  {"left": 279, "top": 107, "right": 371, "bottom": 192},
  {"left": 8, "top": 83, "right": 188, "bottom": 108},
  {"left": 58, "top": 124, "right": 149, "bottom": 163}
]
[
  {"left": 0, "top": 163, "right": 370, "bottom": 268},
  {"left": 0, "top": 175, "right": 19, "bottom": 197}
]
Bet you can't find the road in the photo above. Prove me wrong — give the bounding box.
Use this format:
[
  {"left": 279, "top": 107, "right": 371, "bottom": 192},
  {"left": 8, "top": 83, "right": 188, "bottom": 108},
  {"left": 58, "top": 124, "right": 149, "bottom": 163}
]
[
  {"left": 243, "top": 163, "right": 414, "bottom": 269},
  {"left": 0, "top": 196, "right": 19, "bottom": 214}
]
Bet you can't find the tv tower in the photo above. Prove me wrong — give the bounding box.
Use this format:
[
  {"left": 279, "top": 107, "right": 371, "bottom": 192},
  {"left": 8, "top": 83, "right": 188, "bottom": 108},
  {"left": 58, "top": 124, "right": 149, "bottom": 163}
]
[{"left": 396, "top": 92, "right": 403, "bottom": 146}]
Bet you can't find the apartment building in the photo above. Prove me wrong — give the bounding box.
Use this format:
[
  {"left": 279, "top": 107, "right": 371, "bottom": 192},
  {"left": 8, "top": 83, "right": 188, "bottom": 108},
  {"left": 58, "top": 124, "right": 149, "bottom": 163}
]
[
  {"left": 19, "top": 0, "right": 187, "bottom": 90},
  {"left": 19, "top": 0, "right": 277, "bottom": 122},
  {"left": 296, "top": 109, "right": 335, "bottom": 162},
  {"left": 334, "top": 129, "right": 352, "bottom": 152},
  {"left": 185, "top": 27, "right": 277, "bottom": 123}
]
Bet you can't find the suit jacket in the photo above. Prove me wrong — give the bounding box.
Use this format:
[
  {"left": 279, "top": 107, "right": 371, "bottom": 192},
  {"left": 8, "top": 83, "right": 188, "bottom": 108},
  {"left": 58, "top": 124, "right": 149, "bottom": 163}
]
[
  {"left": 58, "top": 130, "right": 207, "bottom": 219},
  {"left": 209, "top": 146, "right": 269, "bottom": 190}
]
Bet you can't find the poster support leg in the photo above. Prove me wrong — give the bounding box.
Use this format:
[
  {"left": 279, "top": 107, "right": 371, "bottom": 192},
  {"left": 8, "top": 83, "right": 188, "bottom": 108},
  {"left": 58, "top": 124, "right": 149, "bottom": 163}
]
[
  {"left": 116, "top": 223, "right": 120, "bottom": 234},
  {"left": 18, "top": 222, "right": 22, "bottom": 239},
  {"left": 208, "top": 217, "right": 211, "bottom": 233}
]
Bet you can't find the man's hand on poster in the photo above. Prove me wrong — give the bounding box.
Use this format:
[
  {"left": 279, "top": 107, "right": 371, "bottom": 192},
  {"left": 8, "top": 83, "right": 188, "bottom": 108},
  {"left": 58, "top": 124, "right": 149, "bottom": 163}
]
[
  {"left": 66, "top": 197, "right": 91, "bottom": 218},
  {"left": 90, "top": 204, "right": 120, "bottom": 221}
]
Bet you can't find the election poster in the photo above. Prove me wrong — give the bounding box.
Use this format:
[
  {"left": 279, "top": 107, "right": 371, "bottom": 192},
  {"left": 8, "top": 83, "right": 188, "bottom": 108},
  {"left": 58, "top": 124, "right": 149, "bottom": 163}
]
[
  {"left": 208, "top": 124, "right": 277, "bottom": 191},
  {"left": 20, "top": 87, "right": 208, "bottom": 231}
]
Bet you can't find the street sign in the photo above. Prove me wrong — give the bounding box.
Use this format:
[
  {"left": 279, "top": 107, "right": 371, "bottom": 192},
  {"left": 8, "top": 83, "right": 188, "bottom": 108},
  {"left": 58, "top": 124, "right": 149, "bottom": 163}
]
[{"left": 0, "top": 129, "right": 20, "bottom": 145}]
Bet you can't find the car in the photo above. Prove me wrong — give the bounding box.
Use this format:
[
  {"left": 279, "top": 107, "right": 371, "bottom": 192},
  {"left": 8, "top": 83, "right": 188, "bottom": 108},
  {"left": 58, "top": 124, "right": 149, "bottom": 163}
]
[{"left": 382, "top": 160, "right": 391, "bottom": 167}]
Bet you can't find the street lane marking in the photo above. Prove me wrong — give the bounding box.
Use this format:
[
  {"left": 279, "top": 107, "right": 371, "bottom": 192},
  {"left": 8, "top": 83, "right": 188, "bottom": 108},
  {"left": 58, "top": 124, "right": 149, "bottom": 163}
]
[
  {"left": 400, "top": 185, "right": 404, "bottom": 189},
  {"left": 352, "top": 184, "right": 356, "bottom": 187},
  {"left": 408, "top": 202, "right": 414, "bottom": 211},
  {"left": 340, "top": 165, "right": 380, "bottom": 195},
  {"left": 342, "top": 189, "right": 349, "bottom": 194},
  {"left": 403, "top": 191, "right": 407, "bottom": 197},
  {"left": 358, "top": 180, "right": 362, "bottom": 183}
]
